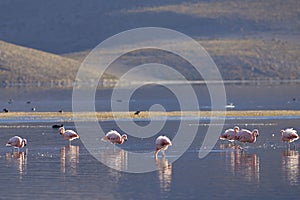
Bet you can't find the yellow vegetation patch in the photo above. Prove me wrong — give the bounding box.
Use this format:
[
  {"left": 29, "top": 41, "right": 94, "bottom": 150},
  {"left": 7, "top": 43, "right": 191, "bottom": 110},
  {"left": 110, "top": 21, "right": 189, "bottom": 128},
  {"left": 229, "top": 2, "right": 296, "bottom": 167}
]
[{"left": 0, "top": 110, "right": 299, "bottom": 120}]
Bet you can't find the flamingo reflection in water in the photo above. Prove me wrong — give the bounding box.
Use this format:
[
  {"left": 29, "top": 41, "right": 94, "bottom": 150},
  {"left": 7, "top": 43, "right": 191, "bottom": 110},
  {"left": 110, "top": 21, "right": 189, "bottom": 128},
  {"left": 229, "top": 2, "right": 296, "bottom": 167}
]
[
  {"left": 6, "top": 151, "right": 27, "bottom": 179},
  {"left": 100, "top": 149, "right": 128, "bottom": 183},
  {"left": 61, "top": 145, "right": 80, "bottom": 175},
  {"left": 156, "top": 158, "right": 172, "bottom": 195},
  {"left": 100, "top": 149, "right": 128, "bottom": 172},
  {"left": 282, "top": 150, "right": 299, "bottom": 186},
  {"left": 220, "top": 144, "right": 260, "bottom": 183}
]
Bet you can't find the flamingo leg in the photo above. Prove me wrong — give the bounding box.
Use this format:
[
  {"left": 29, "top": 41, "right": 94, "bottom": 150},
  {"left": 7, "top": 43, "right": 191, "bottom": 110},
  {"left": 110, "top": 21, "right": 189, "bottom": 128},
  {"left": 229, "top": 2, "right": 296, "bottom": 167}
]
[
  {"left": 240, "top": 143, "right": 246, "bottom": 152},
  {"left": 162, "top": 150, "right": 167, "bottom": 158},
  {"left": 155, "top": 150, "right": 159, "bottom": 160}
]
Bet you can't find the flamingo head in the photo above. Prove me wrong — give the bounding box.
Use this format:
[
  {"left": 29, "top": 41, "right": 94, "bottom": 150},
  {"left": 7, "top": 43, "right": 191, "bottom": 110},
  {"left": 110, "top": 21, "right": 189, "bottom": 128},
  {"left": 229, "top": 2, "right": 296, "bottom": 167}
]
[
  {"left": 233, "top": 126, "right": 240, "bottom": 133},
  {"left": 252, "top": 129, "right": 259, "bottom": 137},
  {"left": 59, "top": 127, "right": 65, "bottom": 135},
  {"left": 122, "top": 134, "right": 128, "bottom": 141},
  {"left": 280, "top": 130, "right": 285, "bottom": 135},
  {"left": 23, "top": 139, "right": 27, "bottom": 146}
]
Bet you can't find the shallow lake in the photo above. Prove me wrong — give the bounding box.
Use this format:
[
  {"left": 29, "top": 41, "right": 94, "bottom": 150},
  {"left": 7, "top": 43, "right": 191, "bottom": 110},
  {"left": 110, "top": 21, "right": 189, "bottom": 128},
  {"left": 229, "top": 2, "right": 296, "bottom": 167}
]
[
  {"left": 0, "top": 83, "right": 300, "bottom": 199},
  {"left": 1, "top": 83, "right": 300, "bottom": 112},
  {"left": 0, "top": 118, "right": 299, "bottom": 200}
]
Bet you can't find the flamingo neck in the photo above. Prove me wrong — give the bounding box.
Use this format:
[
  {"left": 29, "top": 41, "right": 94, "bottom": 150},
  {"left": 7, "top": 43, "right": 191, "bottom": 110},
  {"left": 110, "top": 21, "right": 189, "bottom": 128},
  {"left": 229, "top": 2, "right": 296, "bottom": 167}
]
[
  {"left": 60, "top": 129, "right": 65, "bottom": 135},
  {"left": 251, "top": 133, "right": 256, "bottom": 143}
]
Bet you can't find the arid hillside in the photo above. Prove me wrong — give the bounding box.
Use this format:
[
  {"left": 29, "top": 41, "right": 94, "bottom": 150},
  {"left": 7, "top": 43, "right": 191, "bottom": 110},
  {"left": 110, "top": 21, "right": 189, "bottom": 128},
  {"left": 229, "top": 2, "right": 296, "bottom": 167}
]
[
  {"left": 0, "top": 40, "right": 113, "bottom": 87},
  {"left": 64, "top": 39, "right": 300, "bottom": 81}
]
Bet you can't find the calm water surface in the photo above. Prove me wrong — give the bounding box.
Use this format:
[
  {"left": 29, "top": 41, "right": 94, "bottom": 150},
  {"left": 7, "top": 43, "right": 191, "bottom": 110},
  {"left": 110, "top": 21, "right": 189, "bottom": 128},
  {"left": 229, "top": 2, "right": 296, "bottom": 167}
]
[
  {"left": 0, "top": 119, "right": 299, "bottom": 200},
  {"left": 1, "top": 84, "right": 300, "bottom": 112},
  {"left": 0, "top": 84, "right": 300, "bottom": 199}
]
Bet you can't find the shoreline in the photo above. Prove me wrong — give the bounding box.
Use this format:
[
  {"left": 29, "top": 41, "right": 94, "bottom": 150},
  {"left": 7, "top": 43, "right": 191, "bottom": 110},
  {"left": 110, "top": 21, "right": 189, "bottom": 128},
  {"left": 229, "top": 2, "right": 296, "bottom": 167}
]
[{"left": 0, "top": 110, "right": 300, "bottom": 120}]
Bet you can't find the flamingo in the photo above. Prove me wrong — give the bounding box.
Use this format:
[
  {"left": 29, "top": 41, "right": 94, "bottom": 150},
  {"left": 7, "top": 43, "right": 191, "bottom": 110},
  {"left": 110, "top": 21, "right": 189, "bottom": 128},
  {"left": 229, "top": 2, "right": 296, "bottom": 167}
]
[
  {"left": 219, "top": 126, "right": 240, "bottom": 142},
  {"left": 101, "top": 130, "right": 128, "bottom": 145},
  {"left": 236, "top": 129, "right": 259, "bottom": 149},
  {"left": 280, "top": 128, "right": 299, "bottom": 149},
  {"left": 59, "top": 127, "right": 79, "bottom": 145},
  {"left": 6, "top": 136, "right": 27, "bottom": 151},
  {"left": 155, "top": 135, "right": 172, "bottom": 159}
]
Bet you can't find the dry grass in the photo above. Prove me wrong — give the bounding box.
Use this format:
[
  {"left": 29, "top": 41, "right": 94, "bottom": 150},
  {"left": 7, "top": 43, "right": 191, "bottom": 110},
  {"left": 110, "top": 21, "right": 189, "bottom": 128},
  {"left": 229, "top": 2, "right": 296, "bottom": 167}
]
[
  {"left": 124, "top": 0, "right": 299, "bottom": 28},
  {"left": 1, "top": 110, "right": 300, "bottom": 121}
]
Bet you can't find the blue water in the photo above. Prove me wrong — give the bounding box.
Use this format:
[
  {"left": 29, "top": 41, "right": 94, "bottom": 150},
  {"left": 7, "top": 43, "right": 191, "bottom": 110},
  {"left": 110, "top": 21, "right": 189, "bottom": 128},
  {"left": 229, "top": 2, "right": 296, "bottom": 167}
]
[
  {"left": 0, "top": 84, "right": 300, "bottom": 199},
  {"left": 0, "top": 118, "right": 299, "bottom": 199},
  {"left": 1, "top": 84, "right": 300, "bottom": 112}
]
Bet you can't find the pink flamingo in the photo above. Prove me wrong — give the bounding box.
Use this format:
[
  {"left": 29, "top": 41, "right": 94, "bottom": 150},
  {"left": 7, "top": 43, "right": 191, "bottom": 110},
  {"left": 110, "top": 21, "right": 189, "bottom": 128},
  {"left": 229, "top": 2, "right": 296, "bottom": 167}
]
[
  {"left": 101, "top": 130, "right": 128, "bottom": 145},
  {"left": 6, "top": 136, "right": 27, "bottom": 151},
  {"left": 155, "top": 135, "right": 172, "bottom": 159},
  {"left": 59, "top": 127, "right": 79, "bottom": 145},
  {"left": 280, "top": 128, "right": 299, "bottom": 149},
  {"left": 219, "top": 126, "right": 240, "bottom": 142},
  {"left": 236, "top": 129, "right": 259, "bottom": 149}
]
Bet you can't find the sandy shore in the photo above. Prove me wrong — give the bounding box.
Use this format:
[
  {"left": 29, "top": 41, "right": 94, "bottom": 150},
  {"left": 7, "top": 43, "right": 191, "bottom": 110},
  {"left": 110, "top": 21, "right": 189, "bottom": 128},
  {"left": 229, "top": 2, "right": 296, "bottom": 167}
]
[{"left": 1, "top": 110, "right": 300, "bottom": 120}]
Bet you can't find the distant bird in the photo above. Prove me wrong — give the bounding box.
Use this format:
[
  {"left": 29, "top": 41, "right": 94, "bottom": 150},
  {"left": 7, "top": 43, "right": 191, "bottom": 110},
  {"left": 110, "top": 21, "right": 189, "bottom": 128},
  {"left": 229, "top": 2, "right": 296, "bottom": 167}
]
[
  {"left": 59, "top": 127, "right": 79, "bottom": 145},
  {"left": 101, "top": 130, "right": 128, "bottom": 145},
  {"left": 236, "top": 129, "right": 259, "bottom": 148},
  {"left": 26, "top": 101, "right": 31, "bottom": 104},
  {"left": 280, "top": 128, "right": 299, "bottom": 149},
  {"left": 58, "top": 109, "right": 64, "bottom": 113},
  {"left": 3, "top": 108, "right": 9, "bottom": 113},
  {"left": 52, "top": 124, "right": 64, "bottom": 129},
  {"left": 6, "top": 136, "right": 27, "bottom": 151},
  {"left": 134, "top": 110, "right": 141, "bottom": 115},
  {"left": 155, "top": 135, "right": 172, "bottom": 159},
  {"left": 31, "top": 107, "right": 36, "bottom": 111},
  {"left": 225, "top": 103, "right": 235, "bottom": 109},
  {"left": 219, "top": 126, "right": 240, "bottom": 142}
]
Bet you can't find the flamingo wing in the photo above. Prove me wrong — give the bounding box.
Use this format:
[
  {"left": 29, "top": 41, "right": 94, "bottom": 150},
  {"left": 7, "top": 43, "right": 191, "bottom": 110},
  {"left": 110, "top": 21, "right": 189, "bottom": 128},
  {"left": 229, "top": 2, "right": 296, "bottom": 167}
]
[
  {"left": 156, "top": 136, "right": 172, "bottom": 149},
  {"left": 103, "top": 130, "right": 122, "bottom": 143},
  {"left": 220, "top": 129, "right": 236, "bottom": 141},
  {"left": 6, "top": 136, "right": 22, "bottom": 147},
  {"left": 282, "top": 128, "right": 299, "bottom": 142},
  {"left": 236, "top": 129, "right": 252, "bottom": 143},
  {"left": 64, "top": 130, "right": 79, "bottom": 140}
]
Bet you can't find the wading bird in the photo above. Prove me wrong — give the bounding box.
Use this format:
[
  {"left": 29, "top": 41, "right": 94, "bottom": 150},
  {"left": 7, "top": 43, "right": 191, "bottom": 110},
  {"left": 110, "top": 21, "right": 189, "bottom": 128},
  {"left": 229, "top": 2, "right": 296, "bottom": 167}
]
[
  {"left": 155, "top": 135, "right": 172, "bottom": 159},
  {"left": 280, "top": 128, "right": 299, "bottom": 149},
  {"left": 102, "top": 130, "right": 128, "bottom": 145},
  {"left": 219, "top": 126, "right": 240, "bottom": 142},
  {"left": 59, "top": 127, "right": 79, "bottom": 145},
  {"left": 236, "top": 129, "right": 259, "bottom": 149},
  {"left": 6, "top": 136, "right": 27, "bottom": 151}
]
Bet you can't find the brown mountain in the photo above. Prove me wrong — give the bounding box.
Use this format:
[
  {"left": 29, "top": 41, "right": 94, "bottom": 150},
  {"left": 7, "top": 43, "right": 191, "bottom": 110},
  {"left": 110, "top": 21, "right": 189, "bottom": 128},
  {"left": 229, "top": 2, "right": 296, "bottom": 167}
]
[{"left": 0, "top": 40, "right": 114, "bottom": 87}]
